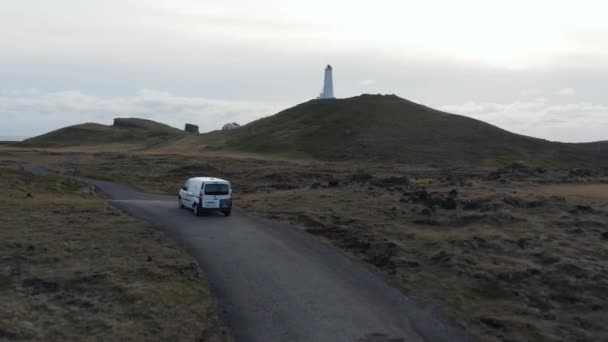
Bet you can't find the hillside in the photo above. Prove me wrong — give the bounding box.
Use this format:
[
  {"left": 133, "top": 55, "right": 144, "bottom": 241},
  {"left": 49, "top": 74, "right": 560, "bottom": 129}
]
[
  {"left": 193, "top": 94, "right": 605, "bottom": 166},
  {"left": 18, "top": 118, "right": 185, "bottom": 148}
]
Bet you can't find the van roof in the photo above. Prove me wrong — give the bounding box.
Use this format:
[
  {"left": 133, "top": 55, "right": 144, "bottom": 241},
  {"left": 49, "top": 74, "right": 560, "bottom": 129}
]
[{"left": 189, "top": 177, "right": 230, "bottom": 183}]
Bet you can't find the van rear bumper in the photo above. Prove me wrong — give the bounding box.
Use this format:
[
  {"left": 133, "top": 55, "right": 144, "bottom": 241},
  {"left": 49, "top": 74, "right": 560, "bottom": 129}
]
[{"left": 199, "top": 199, "right": 232, "bottom": 211}]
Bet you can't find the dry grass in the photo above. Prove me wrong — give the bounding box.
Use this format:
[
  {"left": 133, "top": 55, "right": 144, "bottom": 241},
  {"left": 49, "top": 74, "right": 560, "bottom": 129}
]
[
  {"left": 6, "top": 150, "right": 608, "bottom": 341},
  {"left": 16, "top": 119, "right": 185, "bottom": 149},
  {"left": 240, "top": 183, "right": 608, "bottom": 342},
  {"left": 0, "top": 161, "right": 230, "bottom": 341},
  {"left": 185, "top": 95, "right": 606, "bottom": 168}
]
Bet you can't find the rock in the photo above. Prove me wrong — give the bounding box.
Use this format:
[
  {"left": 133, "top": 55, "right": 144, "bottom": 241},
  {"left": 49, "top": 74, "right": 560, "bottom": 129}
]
[
  {"left": 348, "top": 172, "right": 373, "bottom": 183},
  {"left": 487, "top": 162, "right": 546, "bottom": 181},
  {"left": 420, "top": 208, "right": 432, "bottom": 216},
  {"left": 431, "top": 251, "right": 451, "bottom": 262},
  {"left": 555, "top": 219, "right": 604, "bottom": 229},
  {"left": 406, "top": 189, "right": 457, "bottom": 210},
  {"left": 601, "top": 232, "right": 608, "bottom": 240},
  {"left": 440, "top": 196, "right": 457, "bottom": 210},
  {"left": 0, "top": 327, "right": 18, "bottom": 339},
  {"left": 184, "top": 123, "right": 199, "bottom": 134},
  {"left": 503, "top": 196, "right": 544, "bottom": 208},
  {"left": 569, "top": 205, "right": 594, "bottom": 214},
  {"left": 310, "top": 183, "right": 321, "bottom": 189},
  {"left": 479, "top": 317, "right": 505, "bottom": 329},
  {"left": 327, "top": 178, "right": 340, "bottom": 187},
  {"left": 569, "top": 168, "right": 599, "bottom": 177},
  {"left": 21, "top": 278, "right": 59, "bottom": 295},
  {"left": 451, "top": 214, "right": 488, "bottom": 226},
  {"left": 557, "top": 262, "right": 588, "bottom": 279},
  {"left": 488, "top": 212, "right": 527, "bottom": 225},
  {"left": 567, "top": 228, "right": 584, "bottom": 234},
  {"left": 516, "top": 238, "right": 530, "bottom": 249},
  {"left": 412, "top": 189, "right": 429, "bottom": 201},
  {"left": 534, "top": 252, "right": 560, "bottom": 265},
  {"left": 364, "top": 252, "right": 395, "bottom": 271},
  {"left": 460, "top": 180, "right": 473, "bottom": 187},
  {"left": 461, "top": 198, "right": 499, "bottom": 211},
  {"left": 473, "top": 236, "right": 487, "bottom": 245},
  {"left": 548, "top": 290, "right": 582, "bottom": 304},
  {"left": 462, "top": 198, "right": 483, "bottom": 210},
  {"left": 371, "top": 176, "right": 410, "bottom": 188},
  {"left": 413, "top": 218, "right": 441, "bottom": 226}
]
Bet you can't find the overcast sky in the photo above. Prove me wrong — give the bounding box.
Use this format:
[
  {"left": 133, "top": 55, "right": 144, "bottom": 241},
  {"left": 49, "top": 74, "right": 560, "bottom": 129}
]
[{"left": 1, "top": 0, "right": 607, "bottom": 141}]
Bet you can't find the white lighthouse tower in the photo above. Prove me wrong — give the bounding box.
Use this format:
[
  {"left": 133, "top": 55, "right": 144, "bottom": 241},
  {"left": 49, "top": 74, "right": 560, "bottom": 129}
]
[{"left": 318, "top": 65, "right": 335, "bottom": 99}]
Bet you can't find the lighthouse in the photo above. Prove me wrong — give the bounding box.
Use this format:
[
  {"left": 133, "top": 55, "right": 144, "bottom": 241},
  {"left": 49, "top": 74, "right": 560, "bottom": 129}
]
[{"left": 318, "top": 65, "right": 335, "bottom": 99}]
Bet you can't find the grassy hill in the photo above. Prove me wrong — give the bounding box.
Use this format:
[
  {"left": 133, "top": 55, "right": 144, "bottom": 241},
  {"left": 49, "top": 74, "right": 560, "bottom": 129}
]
[
  {"left": 16, "top": 96, "right": 606, "bottom": 167},
  {"left": 18, "top": 118, "right": 185, "bottom": 148},
  {"left": 193, "top": 94, "right": 605, "bottom": 166}
]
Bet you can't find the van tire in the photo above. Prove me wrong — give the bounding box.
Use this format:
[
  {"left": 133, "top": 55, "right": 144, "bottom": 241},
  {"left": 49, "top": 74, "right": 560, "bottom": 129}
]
[
  {"left": 223, "top": 210, "right": 231, "bottom": 217},
  {"left": 178, "top": 197, "right": 185, "bottom": 209}
]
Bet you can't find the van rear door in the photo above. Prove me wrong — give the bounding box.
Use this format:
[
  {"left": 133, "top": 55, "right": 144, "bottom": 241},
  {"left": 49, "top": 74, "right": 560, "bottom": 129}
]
[{"left": 202, "top": 182, "right": 231, "bottom": 209}]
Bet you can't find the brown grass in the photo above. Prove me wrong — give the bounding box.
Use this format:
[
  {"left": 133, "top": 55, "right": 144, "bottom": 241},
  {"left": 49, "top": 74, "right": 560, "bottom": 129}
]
[
  {"left": 5, "top": 149, "right": 608, "bottom": 341},
  {"left": 0, "top": 161, "right": 231, "bottom": 341},
  {"left": 240, "top": 184, "right": 608, "bottom": 342}
]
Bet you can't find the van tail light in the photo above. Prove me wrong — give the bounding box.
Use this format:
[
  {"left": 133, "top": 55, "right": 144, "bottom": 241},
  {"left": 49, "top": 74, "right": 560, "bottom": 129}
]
[{"left": 199, "top": 191, "right": 204, "bottom": 199}]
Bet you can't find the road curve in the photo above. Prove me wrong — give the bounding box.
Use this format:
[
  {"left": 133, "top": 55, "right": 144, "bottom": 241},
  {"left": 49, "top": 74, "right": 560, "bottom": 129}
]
[{"left": 31, "top": 167, "right": 469, "bottom": 342}]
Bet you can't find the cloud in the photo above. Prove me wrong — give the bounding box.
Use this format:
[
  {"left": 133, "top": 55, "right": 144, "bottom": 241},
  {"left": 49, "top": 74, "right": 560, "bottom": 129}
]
[
  {"left": 557, "top": 87, "right": 576, "bottom": 96},
  {"left": 2, "top": 88, "right": 607, "bottom": 143},
  {"left": 0, "top": 89, "right": 285, "bottom": 137},
  {"left": 358, "top": 79, "right": 376, "bottom": 86},
  {"left": 440, "top": 99, "right": 608, "bottom": 142}
]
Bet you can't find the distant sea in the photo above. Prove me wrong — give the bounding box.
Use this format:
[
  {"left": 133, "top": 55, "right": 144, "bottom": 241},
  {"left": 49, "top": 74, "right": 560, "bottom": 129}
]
[{"left": 0, "top": 136, "right": 28, "bottom": 141}]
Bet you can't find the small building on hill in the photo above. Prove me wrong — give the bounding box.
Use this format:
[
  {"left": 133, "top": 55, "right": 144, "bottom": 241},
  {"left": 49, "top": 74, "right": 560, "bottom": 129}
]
[
  {"left": 222, "top": 122, "right": 240, "bottom": 130},
  {"left": 184, "top": 123, "right": 199, "bottom": 134}
]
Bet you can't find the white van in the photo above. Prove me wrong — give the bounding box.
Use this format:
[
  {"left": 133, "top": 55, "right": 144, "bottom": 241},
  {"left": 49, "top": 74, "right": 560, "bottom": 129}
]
[{"left": 178, "top": 177, "right": 232, "bottom": 216}]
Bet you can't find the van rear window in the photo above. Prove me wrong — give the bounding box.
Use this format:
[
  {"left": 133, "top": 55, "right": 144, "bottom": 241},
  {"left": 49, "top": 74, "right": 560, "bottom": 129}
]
[{"left": 204, "top": 184, "right": 229, "bottom": 195}]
